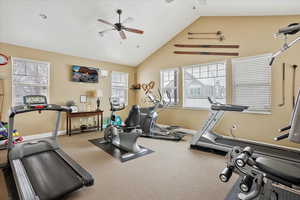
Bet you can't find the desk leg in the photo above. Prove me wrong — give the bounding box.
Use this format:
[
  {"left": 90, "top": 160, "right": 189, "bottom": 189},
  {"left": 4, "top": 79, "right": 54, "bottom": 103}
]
[
  {"left": 69, "top": 117, "right": 72, "bottom": 136},
  {"left": 66, "top": 115, "right": 69, "bottom": 136},
  {"left": 101, "top": 113, "right": 103, "bottom": 131},
  {"left": 97, "top": 114, "right": 100, "bottom": 132}
]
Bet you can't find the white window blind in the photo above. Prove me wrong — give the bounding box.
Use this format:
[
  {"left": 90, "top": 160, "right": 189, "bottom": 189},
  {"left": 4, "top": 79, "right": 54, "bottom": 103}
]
[
  {"left": 160, "top": 68, "right": 179, "bottom": 105},
  {"left": 111, "top": 71, "right": 128, "bottom": 105},
  {"left": 183, "top": 61, "right": 226, "bottom": 108},
  {"left": 232, "top": 54, "right": 272, "bottom": 113},
  {"left": 12, "top": 57, "right": 50, "bottom": 106}
]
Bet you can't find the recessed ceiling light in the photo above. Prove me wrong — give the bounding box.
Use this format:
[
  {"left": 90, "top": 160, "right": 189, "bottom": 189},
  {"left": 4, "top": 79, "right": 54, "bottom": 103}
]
[{"left": 39, "top": 14, "right": 47, "bottom": 19}]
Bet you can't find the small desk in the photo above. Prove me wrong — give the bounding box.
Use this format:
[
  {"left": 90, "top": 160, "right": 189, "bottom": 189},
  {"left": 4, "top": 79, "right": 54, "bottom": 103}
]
[{"left": 66, "top": 110, "right": 103, "bottom": 136}]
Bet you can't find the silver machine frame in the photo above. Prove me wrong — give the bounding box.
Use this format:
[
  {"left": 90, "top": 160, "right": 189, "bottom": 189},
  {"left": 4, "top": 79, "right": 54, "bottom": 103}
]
[{"left": 219, "top": 23, "right": 300, "bottom": 200}]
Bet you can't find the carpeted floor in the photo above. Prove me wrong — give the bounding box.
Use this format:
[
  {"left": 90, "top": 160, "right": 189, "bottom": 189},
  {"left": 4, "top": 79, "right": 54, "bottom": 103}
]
[{"left": 0, "top": 132, "right": 237, "bottom": 200}]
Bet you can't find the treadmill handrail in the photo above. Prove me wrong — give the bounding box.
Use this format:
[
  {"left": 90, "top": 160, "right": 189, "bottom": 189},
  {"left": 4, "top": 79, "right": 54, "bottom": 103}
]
[
  {"left": 10, "top": 104, "right": 71, "bottom": 117},
  {"left": 207, "top": 97, "right": 249, "bottom": 112}
]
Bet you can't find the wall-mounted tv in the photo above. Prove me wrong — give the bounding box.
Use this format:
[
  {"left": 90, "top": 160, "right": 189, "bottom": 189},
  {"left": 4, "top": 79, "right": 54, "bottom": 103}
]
[{"left": 71, "top": 65, "right": 99, "bottom": 83}]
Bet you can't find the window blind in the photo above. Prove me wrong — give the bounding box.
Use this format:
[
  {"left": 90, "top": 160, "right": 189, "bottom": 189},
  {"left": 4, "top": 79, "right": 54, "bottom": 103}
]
[
  {"left": 111, "top": 71, "right": 128, "bottom": 105},
  {"left": 12, "top": 57, "right": 50, "bottom": 106},
  {"left": 232, "top": 53, "right": 272, "bottom": 112},
  {"left": 183, "top": 61, "right": 226, "bottom": 108},
  {"left": 160, "top": 68, "right": 179, "bottom": 105}
]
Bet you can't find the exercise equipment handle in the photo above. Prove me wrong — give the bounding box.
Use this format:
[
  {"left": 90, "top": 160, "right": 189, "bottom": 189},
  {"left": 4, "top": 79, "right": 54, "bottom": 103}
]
[
  {"left": 279, "top": 125, "right": 291, "bottom": 132},
  {"left": 274, "top": 133, "right": 289, "bottom": 141},
  {"left": 278, "top": 23, "right": 300, "bottom": 35},
  {"left": 269, "top": 57, "right": 275, "bottom": 66},
  {"left": 207, "top": 97, "right": 214, "bottom": 104}
]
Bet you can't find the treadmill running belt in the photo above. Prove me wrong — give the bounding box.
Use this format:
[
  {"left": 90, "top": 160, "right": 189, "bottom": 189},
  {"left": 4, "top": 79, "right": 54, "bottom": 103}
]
[{"left": 22, "top": 151, "right": 83, "bottom": 200}]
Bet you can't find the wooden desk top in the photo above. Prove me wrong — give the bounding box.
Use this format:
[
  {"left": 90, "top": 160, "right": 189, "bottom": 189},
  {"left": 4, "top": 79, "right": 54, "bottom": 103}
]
[{"left": 67, "top": 110, "right": 103, "bottom": 117}]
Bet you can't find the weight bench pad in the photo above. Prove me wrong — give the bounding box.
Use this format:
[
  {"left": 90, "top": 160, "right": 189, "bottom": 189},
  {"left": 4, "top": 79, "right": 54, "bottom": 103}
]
[{"left": 256, "top": 157, "right": 300, "bottom": 185}]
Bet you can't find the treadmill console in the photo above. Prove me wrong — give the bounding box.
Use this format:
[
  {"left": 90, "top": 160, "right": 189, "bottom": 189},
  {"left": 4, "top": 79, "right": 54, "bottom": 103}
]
[
  {"left": 23, "top": 95, "right": 49, "bottom": 110},
  {"left": 24, "top": 95, "right": 47, "bottom": 105}
]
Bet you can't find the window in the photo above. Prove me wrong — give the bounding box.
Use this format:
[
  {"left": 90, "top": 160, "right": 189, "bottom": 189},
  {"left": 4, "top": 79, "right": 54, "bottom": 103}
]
[
  {"left": 12, "top": 57, "right": 50, "bottom": 106},
  {"left": 160, "top": 68, "right": 179, "bottom": 105},
  {"left": 183, "top": 61, "right": 226, "bottom": 108},
  {"left": 111, "top": 71, "right": 128, "bottom": 105},
  {"left": 232, "top": 54, "right": 272, "bottom": 113}
]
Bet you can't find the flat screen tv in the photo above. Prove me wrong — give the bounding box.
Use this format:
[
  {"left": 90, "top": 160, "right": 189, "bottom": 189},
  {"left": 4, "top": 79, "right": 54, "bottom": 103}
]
[{"left": 71, "top": 65, "right": 99, "bottom": 83}]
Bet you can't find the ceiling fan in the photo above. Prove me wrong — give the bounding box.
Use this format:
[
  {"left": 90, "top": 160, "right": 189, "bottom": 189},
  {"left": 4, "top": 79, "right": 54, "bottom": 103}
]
[{"left": 97, "top": 9, "right": 144, "bottom": 40}]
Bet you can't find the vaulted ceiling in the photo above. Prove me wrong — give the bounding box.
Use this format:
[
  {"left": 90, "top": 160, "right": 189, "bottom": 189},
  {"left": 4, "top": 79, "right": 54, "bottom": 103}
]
[{"left": 1, "top": 0, "right": 300, "bottom": 66}]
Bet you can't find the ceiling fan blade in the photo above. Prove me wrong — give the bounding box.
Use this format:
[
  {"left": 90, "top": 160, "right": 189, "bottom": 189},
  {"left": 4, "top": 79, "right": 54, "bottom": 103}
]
[
  {"left": 119, "top": 30, "right": 127, "bottom": 40},
  {"left": 123, "top": 27, "right": 144, "bottom": 34},
  {"left": 97, "top": 19, "right": 115, "bottom": 27},
  {"left": 122, "top": 17, "right": 134, "bottom": 24},
  {"left": 99, "top": 28, "right": 115, "bottom": 36}
]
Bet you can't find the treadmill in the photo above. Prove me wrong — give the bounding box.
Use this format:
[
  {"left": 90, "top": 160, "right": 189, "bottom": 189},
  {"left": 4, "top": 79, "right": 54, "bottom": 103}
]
[
  {"left": 6, "top": 95, "right": 94, "bottom": 200},
  {"left": 190, "top": 97, "right": 300, "bottom": 164}
]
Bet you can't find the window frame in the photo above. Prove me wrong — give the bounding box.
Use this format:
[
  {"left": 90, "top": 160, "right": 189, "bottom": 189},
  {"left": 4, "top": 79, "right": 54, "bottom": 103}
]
[
  {"left": 182, "top": 60, "right": 227, "bottom": 110},
  {"left": 111, "top": 71, "right": 129, "bottom": 105},
  {"left": 160, "top": 68, "right": 180, "bottom": 106},
  {"left": 11, "top": 57, "right": 51, "bottom": 106}
]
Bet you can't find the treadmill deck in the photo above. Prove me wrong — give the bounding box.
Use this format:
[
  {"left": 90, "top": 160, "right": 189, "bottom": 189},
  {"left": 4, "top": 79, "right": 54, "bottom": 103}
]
[{"left": 21, "top": 151, "right": 83, "bottom": 200}]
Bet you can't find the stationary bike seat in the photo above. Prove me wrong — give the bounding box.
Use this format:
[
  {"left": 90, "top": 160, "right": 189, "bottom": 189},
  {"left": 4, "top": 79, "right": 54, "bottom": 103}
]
[{"left": 256, "top": 157, "right": 300, "bottom": 185}]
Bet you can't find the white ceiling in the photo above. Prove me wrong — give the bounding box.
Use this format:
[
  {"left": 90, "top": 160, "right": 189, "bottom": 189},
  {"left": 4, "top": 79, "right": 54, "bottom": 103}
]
[{"left": 1, "top": 0, "right": 300, "bottom": 67}]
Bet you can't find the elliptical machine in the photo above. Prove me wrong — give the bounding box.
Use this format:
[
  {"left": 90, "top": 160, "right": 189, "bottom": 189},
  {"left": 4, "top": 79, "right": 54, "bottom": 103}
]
[
  {"left": 103, "top": 97, "right": 146, "bottom": 154},
  {"left": 139, "top": 90, "right": 185, "bottom": 141}
]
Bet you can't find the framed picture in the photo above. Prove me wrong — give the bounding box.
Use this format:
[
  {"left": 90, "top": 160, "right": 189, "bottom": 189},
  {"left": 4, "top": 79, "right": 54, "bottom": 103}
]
[{"left": 80, "top": 95, "right": 87, "bottom": 103}]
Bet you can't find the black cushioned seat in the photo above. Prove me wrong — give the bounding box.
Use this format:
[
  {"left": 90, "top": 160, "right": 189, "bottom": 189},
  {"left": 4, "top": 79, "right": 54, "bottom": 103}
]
[
  {"left": 256, "top": 157, "right": 300, "bottom": 185},
  {"left": 22, "top": 151, "right": 83, "bottom": 200},
  {"left": 124, "top": 105, "right": 140, "bottom": 132}
]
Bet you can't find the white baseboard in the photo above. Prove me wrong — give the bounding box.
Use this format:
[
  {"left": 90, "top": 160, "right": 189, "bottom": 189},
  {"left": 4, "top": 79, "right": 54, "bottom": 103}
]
[{"left": 22, "top": 130, "right": 67, "bottom": 141}]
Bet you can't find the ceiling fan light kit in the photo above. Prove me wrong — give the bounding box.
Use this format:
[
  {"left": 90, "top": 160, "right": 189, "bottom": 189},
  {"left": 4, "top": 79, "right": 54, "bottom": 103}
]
[{"left": 97, "top": 9, "right": 144, "bottom": 40}]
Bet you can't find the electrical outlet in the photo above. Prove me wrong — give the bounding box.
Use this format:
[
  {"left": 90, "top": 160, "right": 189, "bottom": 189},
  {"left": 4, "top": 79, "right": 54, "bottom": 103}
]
[{"left": 232, "top": 124, "right": 238, "bottom": 130}]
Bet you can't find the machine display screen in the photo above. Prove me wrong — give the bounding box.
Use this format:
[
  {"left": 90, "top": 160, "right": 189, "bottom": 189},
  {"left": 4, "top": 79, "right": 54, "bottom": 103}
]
[{"left": 24, "top": 95, "right": 47, "bottom": 105}]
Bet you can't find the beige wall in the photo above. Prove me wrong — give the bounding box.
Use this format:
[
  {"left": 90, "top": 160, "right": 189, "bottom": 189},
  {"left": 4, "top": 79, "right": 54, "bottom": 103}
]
[
  {"left": 0, "top": 43, "right": 136, "bottom": 136},
  {"left": 137, "top": 16, "right": 300, "bottom": 148}
]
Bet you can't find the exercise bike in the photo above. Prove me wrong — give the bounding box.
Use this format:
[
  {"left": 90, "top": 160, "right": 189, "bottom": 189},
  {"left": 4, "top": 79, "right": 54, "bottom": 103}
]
[
  {"left": 139, "top": 89, "right": 185, "bottom": 141},
  {"left": 102, "top": 97, "right": 146, "bottom": 154}
]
